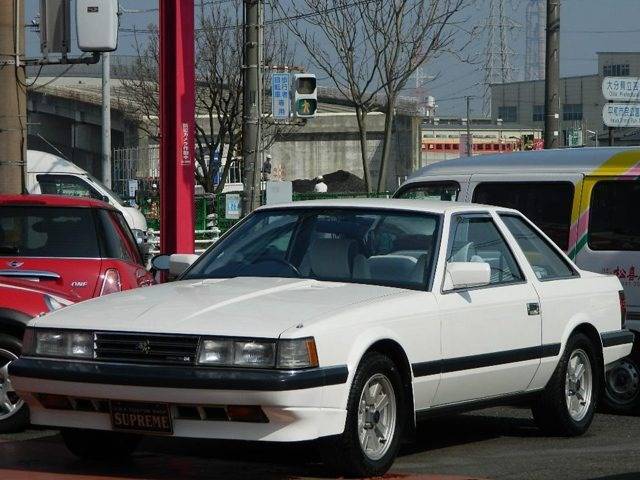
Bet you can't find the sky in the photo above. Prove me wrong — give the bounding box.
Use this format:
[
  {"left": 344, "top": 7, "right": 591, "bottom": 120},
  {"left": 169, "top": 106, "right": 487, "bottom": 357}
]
[{"left": 23, "top": 0, "right": 640, "bottom": 117}]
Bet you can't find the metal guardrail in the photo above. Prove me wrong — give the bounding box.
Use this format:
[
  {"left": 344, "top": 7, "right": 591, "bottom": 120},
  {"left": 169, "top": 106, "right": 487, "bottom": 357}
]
[{"left": 147, "top": 228, "right": 221, "bottom": 256}]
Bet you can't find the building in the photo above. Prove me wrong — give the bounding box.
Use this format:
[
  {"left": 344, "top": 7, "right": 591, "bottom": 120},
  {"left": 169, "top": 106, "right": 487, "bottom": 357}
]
[{"left": 491, "top": 52, "right": 640, "bottom": 146}]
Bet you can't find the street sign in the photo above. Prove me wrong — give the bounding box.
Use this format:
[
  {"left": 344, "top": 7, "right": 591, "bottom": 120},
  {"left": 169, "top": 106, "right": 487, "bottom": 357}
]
[
  {"left": 225, "top": 193, "right": 241, "bottom": 219},
  {"left": 602, "top": 103, "right": 640, "bottom": 127},
  {"left": 567, "top": 129, "right": 583, "bottom": 148},
  {"left": 271, "top": 73, "right": 290, "bottom": 121},
  {"left": 602, "top": 77, "right": 640, "bottom": 101}
]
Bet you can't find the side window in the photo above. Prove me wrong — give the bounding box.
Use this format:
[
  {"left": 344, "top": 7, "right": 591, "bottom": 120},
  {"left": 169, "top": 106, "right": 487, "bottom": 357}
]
[
  {"left": 447, "top": 214, "right": 523, "bottom": 285},
  {"left": 396, "top": 181, "right": 460, "bottom": 201},
  {"left": 37, "top": 174, "right": 103, "bottom": 201},
  {"left": 589, "top": 180, "right": 640, "bottom": 251},
  {"left": 97, "top": 210, "right": 136, "bottom": 263},
  {"left": 111, "top": 211, "right": 143, "bottom": 265},
  {"left": 501, "top": 214, "right": 576, "bottom": 281},
  {"left": 472, "top": 182, "right": 574, "bottom": 251}
]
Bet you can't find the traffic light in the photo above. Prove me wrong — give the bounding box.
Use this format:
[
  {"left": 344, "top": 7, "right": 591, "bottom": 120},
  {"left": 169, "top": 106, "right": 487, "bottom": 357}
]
[{"left": 293, "top": 74, "right": 318, "bottom": 119}]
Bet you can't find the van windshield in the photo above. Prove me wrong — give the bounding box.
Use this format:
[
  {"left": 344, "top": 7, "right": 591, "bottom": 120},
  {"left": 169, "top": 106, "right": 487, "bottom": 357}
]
[{"left": 85, "top": 173, "right": 127, "bottom": 206}]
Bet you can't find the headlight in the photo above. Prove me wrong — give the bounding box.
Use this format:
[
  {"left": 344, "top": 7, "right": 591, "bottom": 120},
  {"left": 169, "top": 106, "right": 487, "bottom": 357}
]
[
  {"left": 198, "top": 338, "right": 276, "bottom": 368},
  {"left": 197, "top": 337, "right": 317, "bottom": 369},
  {"left": 24, "top": 329, "right": 94, "bottom": 359},
  {"left": 277, "top": 338, "right": 319, "bottom": 369}
]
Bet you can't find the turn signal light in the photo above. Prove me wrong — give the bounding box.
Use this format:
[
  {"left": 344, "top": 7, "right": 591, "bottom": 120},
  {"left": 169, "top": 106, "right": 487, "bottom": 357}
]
[
  {"left": 100, "top": 269, "right": 122, "bottom": 296},
  {"left": 620, "top": 291, "right": 627, "bottom": 328},
  {"left": 226, "top": 405, "right": 268, "bottom": 423}
]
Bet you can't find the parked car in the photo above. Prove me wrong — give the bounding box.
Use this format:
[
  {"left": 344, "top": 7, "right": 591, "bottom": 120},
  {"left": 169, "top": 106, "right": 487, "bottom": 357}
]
[
  {"left": 395, "top": 147, "right": 640, "bottom": 414},
  {"left": 10, "top": 199, "right": 632, "bottom": 477},
  {"left": 26, "top": 150, "right": 149, "bottom": 249},
  {"left": 0, "top": 279, "right": 76, "bottom": 432},
  {"left": 0, "top": 194, "right": 153, "bottom": 432}
]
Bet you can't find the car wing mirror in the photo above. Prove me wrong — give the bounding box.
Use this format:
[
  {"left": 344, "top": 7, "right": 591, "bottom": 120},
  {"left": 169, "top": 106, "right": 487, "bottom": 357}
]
[
  {"left": 443, "top": 261, "right": 491, "bottom": 291},
  {"left": 169, "top": 254, "right": 200, "bottom": 277},
  {"left": 151, "top": 254, "right": 171, "bottom": 271}
]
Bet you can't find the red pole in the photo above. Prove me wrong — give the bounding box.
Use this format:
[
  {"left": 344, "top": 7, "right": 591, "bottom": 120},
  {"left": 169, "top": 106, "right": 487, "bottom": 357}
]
[{"left": 159, "top": 0, "right": 195, "bottom": 255}]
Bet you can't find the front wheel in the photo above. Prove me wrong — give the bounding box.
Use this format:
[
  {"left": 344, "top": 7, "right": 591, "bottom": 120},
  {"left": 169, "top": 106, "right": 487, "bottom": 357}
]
[
  {"left": 0, "top": 335, "right": 29, "bottom": 433},
  {"left": 603, "top": 349, "right": 640, "bottom": 414},
  {"left": 319, "top": 352, "right": 405, "bottom": 478},
  {"left": 532, "top": 333, "right": 600, "bottom": 436}
]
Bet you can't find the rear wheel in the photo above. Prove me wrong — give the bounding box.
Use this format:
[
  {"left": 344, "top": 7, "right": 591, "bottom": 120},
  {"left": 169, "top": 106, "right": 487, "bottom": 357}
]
[
  {"left": 319, "top": 352, "right": 405, "bottom": 478},
  {"left": 532, "top": 333, "right": 599, "bottom": 436},
  {"left": 0, "top": 334, "right": 29, "bottom": 433},
  {"left": 61, "top": 428, "right": 141, "bottom": 460},
  {"left": 603, "top": 349, "right": 640, "bottom": 414}
]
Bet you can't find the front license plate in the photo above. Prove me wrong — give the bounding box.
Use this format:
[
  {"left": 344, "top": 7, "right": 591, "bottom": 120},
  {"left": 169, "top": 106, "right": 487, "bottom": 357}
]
[{"left": 109, "top": 400, "right": 173, "bottom": 435}]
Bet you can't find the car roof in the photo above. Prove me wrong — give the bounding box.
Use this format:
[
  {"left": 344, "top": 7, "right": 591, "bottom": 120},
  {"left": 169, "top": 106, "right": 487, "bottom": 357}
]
[
  {"left": 405, "top": 146, "right": 640, "bottom": 181},
  {"left": 0, "top": 194, "right": 113, "bottom": 209},
  {"left": 257, "top": 197, "right": 518, "bottom": 215}
]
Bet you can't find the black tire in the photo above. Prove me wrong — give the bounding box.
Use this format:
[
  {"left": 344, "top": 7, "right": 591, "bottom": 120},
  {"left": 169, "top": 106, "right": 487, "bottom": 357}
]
[
  {"left": 532, "top": 333, "right": 600, "bottom": 436},
  {"left": 319, "top": 352, "right": 405, "bottom": 478},
  {"left": 61, "top": 428, "right": 141, "bottom": 460},
  {"left": 0, "top": 333, "right": 30, "bottom": 434},
  {"left": 602, "top": 344, "right": 640, "bottom": 415}
]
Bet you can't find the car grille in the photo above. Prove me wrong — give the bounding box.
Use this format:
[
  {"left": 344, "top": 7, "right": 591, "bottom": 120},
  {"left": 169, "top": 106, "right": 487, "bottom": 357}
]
[{"left": 94, "top": 332, "right": 200, "bottom": 365}]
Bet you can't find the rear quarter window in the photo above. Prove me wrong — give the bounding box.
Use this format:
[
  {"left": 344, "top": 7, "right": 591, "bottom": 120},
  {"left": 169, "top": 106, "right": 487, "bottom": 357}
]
[
  {"left": 395, "top": 181, "right": 460, "bottom": 201},
  {"left": 589, "top": 180, "right": 640, "bottom": 251},
  {"left": 472, "top": 182, "right": 574, "bottom": 251}
]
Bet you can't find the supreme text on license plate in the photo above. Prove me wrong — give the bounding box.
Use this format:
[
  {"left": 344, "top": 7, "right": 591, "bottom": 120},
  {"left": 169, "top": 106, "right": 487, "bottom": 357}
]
[{"left": 109, "top": 400, "right": 173, "bottom": 434}]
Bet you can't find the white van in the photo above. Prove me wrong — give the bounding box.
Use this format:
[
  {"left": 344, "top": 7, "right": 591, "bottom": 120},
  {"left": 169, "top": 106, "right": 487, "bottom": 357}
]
[
  {"left": 396, "top": 147, "right": 640, "bottom": 413},
  {"left": 26, "top": 150, "right": 149, "bottom": 244}
]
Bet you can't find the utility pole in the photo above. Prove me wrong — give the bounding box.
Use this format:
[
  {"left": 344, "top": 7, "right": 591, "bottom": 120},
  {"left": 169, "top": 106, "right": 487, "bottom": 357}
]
[
  {"left": 0, "top": 0, "right": 26, "bottom": 194},
  {"left": 544, "top": 0, "right": 560, "bottom": 149},
  {"left": 242, "top": 0, "right": 263, "bottom": 215},
  {"left": 101, "top": 52, "right": 111, "bottom": 188},
  {"left": 466, "top": 96, "right": 472, "bottom": 157}
]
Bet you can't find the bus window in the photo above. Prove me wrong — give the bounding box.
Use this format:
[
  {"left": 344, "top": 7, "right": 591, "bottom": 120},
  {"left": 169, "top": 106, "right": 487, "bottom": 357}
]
[
  {"left": 589, "top": 180, "right": 640, "bottom": 251},
  {"left": 472, "top": 182, "right": 574, "bottom": 251},
  {"left": 395, "top": 181, "right": 460, "bottom": 202}
]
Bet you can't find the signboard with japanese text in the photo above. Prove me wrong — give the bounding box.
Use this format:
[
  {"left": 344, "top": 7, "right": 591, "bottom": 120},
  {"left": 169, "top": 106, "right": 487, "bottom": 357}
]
[
  {"left": 225, "top": 193, "right": 241, "bottom": 220},
  {"left": 602, "top": 76, "right": 640, "bottom": 101},
  {"left": 602, "top": 103, "right": 640, "bottom": 127},
  {"left": 271, "top": 73, "right": 291, "bottom": 121}
]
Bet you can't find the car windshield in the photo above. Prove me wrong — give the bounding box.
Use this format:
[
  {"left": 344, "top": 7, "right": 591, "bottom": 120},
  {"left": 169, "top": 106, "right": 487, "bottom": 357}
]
[
  {"left": 185, "top": 208, "right": 441, "bottom": 291},
  {"left": 86, "top": 172, "right": 127, "bottom": 206},
  {"left": 0, "top": 206, "right": 100, "bottom": 258}
]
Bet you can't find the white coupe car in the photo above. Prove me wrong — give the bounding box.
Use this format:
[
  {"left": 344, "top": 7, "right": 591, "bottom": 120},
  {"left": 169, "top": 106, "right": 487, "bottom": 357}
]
[{"left": 9, "top": 199, "right": 633, "bottom": 477}]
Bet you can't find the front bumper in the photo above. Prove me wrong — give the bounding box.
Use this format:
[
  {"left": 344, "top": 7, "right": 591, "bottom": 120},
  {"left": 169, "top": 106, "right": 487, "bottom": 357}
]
[{"left": 9, "top": 358, "right": 349, "bottom": 442}]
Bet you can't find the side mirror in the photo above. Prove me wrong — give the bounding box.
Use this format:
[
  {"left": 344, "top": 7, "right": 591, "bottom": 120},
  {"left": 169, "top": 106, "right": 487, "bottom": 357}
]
[
  {"left": 169, "top": 254, "right": 200, "bottom": 277},
  {"left": 443, "top": 262, "right": 491, "bottom": 291},
  {"left": 151, "top": 254, "right": 171, "bottom": 271}
]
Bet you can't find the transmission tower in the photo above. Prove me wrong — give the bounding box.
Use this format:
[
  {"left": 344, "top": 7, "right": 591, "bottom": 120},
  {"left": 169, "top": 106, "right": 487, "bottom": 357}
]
[
  {"left": 483, "top": 0, "right": 520, "bottom": 114},
  {"left": 524, "top": 0, "right": 545, "bottom": 81}
]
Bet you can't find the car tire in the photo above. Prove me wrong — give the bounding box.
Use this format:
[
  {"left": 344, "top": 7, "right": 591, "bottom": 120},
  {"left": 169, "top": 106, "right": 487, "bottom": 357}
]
[
  {"left": 602, "top": 344, "right": 640, "bottom": 415},
  {"left": 319, "top": 352, "right": 405, "bottom": 478},
  {"left": 532, "top": 333, "right": 600, "bottom": 436},
  {"left": 61, "top": 428, "right": 141, "bottom": 460},
  {"left": 0, "top": 333, "right": 30, "bottom": 434}
]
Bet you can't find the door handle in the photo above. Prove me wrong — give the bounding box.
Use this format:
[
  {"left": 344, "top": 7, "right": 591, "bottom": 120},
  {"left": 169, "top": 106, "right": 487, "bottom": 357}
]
[{"left": 527, "top": 302, "right": 541, "bottom": 316}]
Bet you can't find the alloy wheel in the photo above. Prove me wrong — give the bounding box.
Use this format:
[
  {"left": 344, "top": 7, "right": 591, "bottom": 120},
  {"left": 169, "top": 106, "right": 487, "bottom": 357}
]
[
  {"left": 0, "top": 348, "right": 23, "bottom": 421},
  {"left": 565, "top": 348, "right": 593, "bottom": 422},
  {"left": 357, "top": 373, "right": 397, "bottom": 461}
]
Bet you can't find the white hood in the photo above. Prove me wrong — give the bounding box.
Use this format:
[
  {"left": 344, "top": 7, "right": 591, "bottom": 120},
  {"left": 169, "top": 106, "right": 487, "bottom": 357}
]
[{"left": 32, "top": 277, "right": 405, "bottom": 338}]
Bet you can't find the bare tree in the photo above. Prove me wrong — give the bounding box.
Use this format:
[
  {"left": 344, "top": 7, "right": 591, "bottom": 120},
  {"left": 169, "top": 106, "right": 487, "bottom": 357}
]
[
  {"left": 116, "top": 1, "right": 296, "bottom": 194},
  {"left": 272, "top": 0, "right": 388, "bottom": 192},
  {"left": 365, "top": 0, "right": 471, "bottom": 192},
  {"left": 273, "top": 0, "right": 472, "bottom": 192}
]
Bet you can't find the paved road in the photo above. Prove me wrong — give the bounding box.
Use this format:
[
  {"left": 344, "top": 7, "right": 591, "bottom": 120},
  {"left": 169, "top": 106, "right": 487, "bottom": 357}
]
[{"left": 0, "top": 407, "right": 639, "bottom": 480}]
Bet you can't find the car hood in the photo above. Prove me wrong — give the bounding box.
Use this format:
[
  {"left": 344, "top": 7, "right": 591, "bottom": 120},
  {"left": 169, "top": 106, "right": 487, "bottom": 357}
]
[{"left": 32, "top": 276, "right": 405, "bottom": 337}]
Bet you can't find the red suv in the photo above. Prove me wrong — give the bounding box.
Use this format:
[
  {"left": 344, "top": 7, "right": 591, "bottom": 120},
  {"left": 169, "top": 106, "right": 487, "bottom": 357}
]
[{"left": 0, "top": 195, "right": 153, "bottom": 432}]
